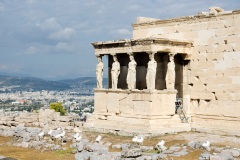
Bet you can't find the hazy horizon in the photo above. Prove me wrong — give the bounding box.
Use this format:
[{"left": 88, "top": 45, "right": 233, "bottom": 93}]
[{"left": 0, "top": 72, "right": 109, "bottom": 81}]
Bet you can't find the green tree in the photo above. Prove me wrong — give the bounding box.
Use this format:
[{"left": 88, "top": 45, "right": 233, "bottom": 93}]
[{"left": 50, "top": 102, "right": 66, "bottom": 116}]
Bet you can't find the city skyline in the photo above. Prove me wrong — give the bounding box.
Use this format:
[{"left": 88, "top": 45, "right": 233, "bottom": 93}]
[{"left": 0, "top": 0, "right": 239, "bottom": 80}]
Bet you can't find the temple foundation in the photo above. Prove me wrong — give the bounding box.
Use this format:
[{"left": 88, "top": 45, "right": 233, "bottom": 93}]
[{"left": 84, "top": 89, "right": 191, "bottom": 136}]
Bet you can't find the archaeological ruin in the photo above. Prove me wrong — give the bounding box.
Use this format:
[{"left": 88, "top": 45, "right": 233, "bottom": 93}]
[{"left": 84, "top": 7, "right": 240, "bottom": 136}]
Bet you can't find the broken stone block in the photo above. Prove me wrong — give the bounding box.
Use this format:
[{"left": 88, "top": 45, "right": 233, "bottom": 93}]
[{"left": 121, "top": 148, "right": 142, "bottom": 158}]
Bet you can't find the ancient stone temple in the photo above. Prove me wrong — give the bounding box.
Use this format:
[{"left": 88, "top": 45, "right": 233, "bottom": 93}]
[{"left": 84, "top": 7, "right": 240, "bottom": 136}]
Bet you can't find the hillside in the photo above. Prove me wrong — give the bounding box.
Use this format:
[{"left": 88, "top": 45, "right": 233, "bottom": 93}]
[
  {"left": 58, "top": 77, "right": 108, "bottom": 87},
  {"left": 0, "top": 75, "right": 108, "bottom": 92},
  {"left": 0, "top": 75, "right": 71, "bottom": 91}
]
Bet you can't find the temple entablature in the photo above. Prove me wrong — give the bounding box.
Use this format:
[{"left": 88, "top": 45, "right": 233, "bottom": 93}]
[
  {"left": 92, "top": 38, "right": 192, "bottom": 60},
  {"left": 93, "top": 37, "right": 192, "bottom": 96}
]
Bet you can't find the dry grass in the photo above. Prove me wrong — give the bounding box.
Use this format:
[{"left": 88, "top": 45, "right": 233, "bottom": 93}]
[
  {"left": 83, "top": 131, "right": 188, "bottom": 147},
  {"left": 83, "top": 131, "right": 204, "bottom": 159},
  {"left": 212, "top": 141, "right": 240, "bottom": 148},
  {"left": 0, "top": 131, "right": 239, "bottom": 160},
  {"left": 0, "top": 136, "right": 74, "bottom": 160},
  {"left": 168, "top": 149, "right": 203, "bottom": 160},
  {"left": 0, "top": 136, "right": 11, "bottom": 143}
]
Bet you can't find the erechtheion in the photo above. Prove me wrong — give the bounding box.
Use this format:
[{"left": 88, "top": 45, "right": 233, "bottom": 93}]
[{"left": 84, "top": 7, "right": 240, "bottom": 136}]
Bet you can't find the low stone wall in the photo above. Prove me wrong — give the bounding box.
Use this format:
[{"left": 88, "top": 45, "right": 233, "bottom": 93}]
[
  {"left": 0, "top": 112, "right": 38, "bottom": 131},
  {"left": 0, "top": 109, "right": 83, "bottom": 132}
]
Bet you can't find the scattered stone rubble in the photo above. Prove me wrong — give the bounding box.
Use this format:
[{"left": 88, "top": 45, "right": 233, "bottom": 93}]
[
  {"left": 0, "top": 109, "right": 82, "bottom": 129},
  {"left": 0, "top": 110, "right": 83, "bottom": 156},
  {"left": 0, "top": 111, "right": 240, "bottom": 159},
  {"left": 1, "top": 125, "right": 240, "bottom": 160},
  {"left": 0, "top": 156, "right": 17, "bottom": 160},
  {"left": 188, "top": 141, "right": 240, "bottom": 160},
  {"left": 72, "top": 139, "right": 240, "bottom": 160},
  {"left": 0, "top": 126, "right": 70, "bottom": 151}
]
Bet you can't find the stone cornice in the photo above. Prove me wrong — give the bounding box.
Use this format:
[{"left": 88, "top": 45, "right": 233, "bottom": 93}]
[
  {"left": 92, "top": 38, "right": 192, "bottom": 58},
  {"left": 92, "top": 38, "right": 191, "bottom": 48},
  {"left": 94, "top": 88, "right": 178, "bottom": 94},
  {"left": 132, "top": 9, "right": 240, "bottom": 29}
]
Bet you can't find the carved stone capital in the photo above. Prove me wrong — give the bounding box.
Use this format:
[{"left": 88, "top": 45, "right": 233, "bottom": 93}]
[
  {"left": 146, "top": 51, "right": 157, "bottom": 55},
  {"left": 169, "top": 52, "right": 177, "bottom": 57},
  {"left": 127, "top": 52, "right": 134, "bottom": 56},
  {"left": 96, "top": 55, "right": 103, "bottom": 59}
]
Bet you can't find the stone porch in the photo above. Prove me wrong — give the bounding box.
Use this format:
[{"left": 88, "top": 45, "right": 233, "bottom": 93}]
[{"left": 84, "top": 38, "right": 192, "bottom": 136}]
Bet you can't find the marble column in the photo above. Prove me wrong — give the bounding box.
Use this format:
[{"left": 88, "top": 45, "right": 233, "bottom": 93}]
[
  {"left": 146, "top": 52, "right": 157, "bottom": 90},
  {"left": 166, "top": 53, "right": 176, "bottom": 90},
  {"left": 127, "top": 53, "right": 137, "bottom": 90},
  {"left": 96, "top": 55, "right": 104, "bottom": 89},
  {"left": 111, "top": 55, "right": 120, "bottom": 89}
]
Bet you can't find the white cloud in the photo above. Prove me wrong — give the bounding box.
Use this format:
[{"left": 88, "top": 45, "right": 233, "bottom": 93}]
[
  {"left": 127, "top": 4, "right": 142, "bottom": 11},
  {"left": 0, "top": 64, "right": 7, "bottom": 69},
  {"left": 55, "top": 42, "right": 74, "bottom": 52},
  {"left": 0, "top": 64, "right": 21, "bottom": 72},
  {"left": 49, "top": 27, "right": 75, "bottom": 41},
  {"left": 36, "top": 17, "right": 61, "bottom": 31},
  {"left": 74, "top": 22, "right": 89, "bottom": 30},
  {"left": 0, "top": 3, "right": 4, "bottom": 13},
  {"left": 97, "top": 5, "right": 106, "bottom": 14},
  {"left": 36, "top": 17, "right": 76, "bottom": 41},
  {"left": 24, "top": 46, "right": 37, "bottom": 55},
  {"left": 26, "top": 0, "right": 36, "bottom": 5},
  {"left": 83, "top": 1, "right": 98, "bottom": 7},
  {"left": 110, "top": 28, "right": 132, "bottom": 37}
]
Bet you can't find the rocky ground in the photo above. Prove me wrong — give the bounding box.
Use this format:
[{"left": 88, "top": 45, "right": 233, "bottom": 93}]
[{"left": 0, "top": 128, "right": 240, "bottom": 160}]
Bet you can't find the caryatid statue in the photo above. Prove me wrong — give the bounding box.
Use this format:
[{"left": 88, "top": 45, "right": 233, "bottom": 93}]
[
  {"left": 146, "top": 52, "right": 157, "bottom": 90},
  {"left": 127, "top": 54, "right": 137, "bottom": 90},
  {"left": 111, "top": 55, "right": 120, "bottom": 89},
  {"left": 96, "top": 56, "right": 104, "bottom": 88},
  {"left": 166, "top": 54, "right": 175, "bottom": 90}
]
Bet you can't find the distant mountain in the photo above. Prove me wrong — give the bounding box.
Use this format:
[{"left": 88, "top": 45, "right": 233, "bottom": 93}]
[
  {"left": 0, "top": 75, "right": 108, "bottom": 92},
  {"left": 58, "top": 77, "right": 108, "bottom": 87},
  {"left": 0, "top": 72, "right": 32, "bottom": 77},
  {"left": 0, "top": 75, "right": 71, "bottom": 91}
]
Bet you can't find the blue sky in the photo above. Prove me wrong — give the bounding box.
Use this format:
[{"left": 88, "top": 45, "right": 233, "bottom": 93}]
[{"left": 0, "top": 0, "right": 239, "bottom": 80}]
